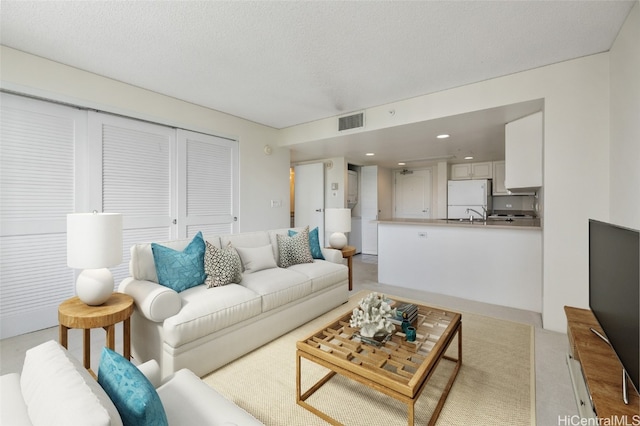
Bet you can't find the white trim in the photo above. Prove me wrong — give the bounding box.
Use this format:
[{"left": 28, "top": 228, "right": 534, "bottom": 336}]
[{"left": 0, "top": 83, "right": 243, "bottom": 142}]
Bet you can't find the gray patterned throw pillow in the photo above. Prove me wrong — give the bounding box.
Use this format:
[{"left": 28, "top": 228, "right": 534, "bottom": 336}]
[
  {"left": 204, "top": 241, "right": 242, "bottom": 288},
  {"left": 277, "top": 226, "right": 314, "bottom": 268}
]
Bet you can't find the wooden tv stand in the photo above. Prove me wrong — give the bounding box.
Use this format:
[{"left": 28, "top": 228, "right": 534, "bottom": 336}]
[{"left": 564, "top": 306, "right": 639, "bottom": 420}]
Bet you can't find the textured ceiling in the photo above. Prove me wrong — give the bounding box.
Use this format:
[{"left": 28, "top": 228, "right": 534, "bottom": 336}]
[{"left": 1, "top": 1, "right": 635, "bottom": 130}]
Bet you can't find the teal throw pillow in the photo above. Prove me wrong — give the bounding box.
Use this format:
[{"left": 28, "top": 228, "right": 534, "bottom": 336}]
[
  {"left": 289, "top": 226, "right": 324, "bottom": 260},
  {"left": 152, "top": 231, "right": 206, "bottom": 292},
  {"left": 97, "top": 347, "right": 168, "bottom": 426}
]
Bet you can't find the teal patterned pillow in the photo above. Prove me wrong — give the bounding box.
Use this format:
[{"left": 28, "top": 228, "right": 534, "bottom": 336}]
[
  {"left": 278, "top": 227, "right": 314, "bottom": 268},
  {"left": 97, "top": 347, "right": 168, "bottom": 426},
  {"left": 152, "top": 231, "right": 206, "bottom": 292},
  {"left": 289, "top": 226, "right": 324, "bottom": 260}
]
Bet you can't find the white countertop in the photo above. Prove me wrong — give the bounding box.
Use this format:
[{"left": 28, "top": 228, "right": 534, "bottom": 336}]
[{"left": 376, "top": 217, "right": 541, "bottom": 230}]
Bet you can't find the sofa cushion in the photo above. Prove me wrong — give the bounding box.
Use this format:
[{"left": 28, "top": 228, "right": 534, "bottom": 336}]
[
  {"left": 239, "top": 267, "right": 312, "bottom": 312},
  {"left": 98, "top": 347, "right": 168, "bottom": 426},
  {"left": 289, "top": 226, "right": 324, "bottom": 260},
  {"left": 204, "top": 241, "right": 242, "bottom": 287},
  {"left": 0, "top": 373, "right": 30, "bottom": 426},
  {"left": 235, "top": 245, "right": 277, "bottom": 274},
  {"left": 20, "top": 340, "right": 122, "bottom": 426},
  {"left": 152, "top": 232, "right": 206, "bottom": 292},
  {"left": 277, "top": 227, "right": 314, "bottom": 268},
  {"left": 163, "top": 284, "right": 262, "bottom": 347},
  {"left": 287, "top": 260, "right": 349, "bottom": 292},
  {"left": 157, "top": 369, "right": 263, "bottom": 425}
]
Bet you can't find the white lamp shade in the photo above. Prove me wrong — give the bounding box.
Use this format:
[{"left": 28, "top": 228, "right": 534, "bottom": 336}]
[
  {"left": 325, "top": 208, "right": 351, "bottom": 233},
  {"left": 67, "top": 213, "right": 123, "bottom": 269}
]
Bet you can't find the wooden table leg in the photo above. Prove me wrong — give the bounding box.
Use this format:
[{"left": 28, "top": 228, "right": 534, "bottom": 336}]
[
  {"left": 59, "top": 324, "right": 68, "bottom": 349},
  {"left": 347, "top": 255, "right": 353, "bottom": 291},
  {"left": 105, "top": 324, "right": 115, "bottom": 350},
  {"left": 408, "top": 401, "right": 415, "bottom": 426},
  {"left": 123, "top": 317, "right": 131, "bottom": 360},
  {"left": 83, "top": 328, "right": 91, "bottom": 370}
]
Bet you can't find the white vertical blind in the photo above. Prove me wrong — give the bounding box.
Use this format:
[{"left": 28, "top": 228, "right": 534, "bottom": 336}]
[{"left": 0, "top": 94, "right": 87, "bottom": 338}]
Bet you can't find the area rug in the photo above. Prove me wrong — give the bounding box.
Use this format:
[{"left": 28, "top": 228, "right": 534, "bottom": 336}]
[{"left": 203, "top": 291, "right": 535, "bottom": 425}]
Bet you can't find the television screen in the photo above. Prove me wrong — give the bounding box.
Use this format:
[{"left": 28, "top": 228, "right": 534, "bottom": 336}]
[{"left": 589, "top": 219, "right": 640, "bottom": 395}]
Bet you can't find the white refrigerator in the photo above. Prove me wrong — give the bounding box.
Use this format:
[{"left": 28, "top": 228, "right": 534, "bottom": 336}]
[{"left": 447, "top": 179, "right": 492, "bottom": 219}]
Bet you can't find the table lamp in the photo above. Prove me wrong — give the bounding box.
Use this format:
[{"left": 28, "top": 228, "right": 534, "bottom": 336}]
[
  {"left": 325, "top": 208, "right": 351, "bottom": 249},
  {"left": 67, "top": 212, "right": 123, "bottom": 305}
]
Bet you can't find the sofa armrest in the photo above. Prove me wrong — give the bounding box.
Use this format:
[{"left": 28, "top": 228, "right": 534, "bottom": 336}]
[
  {"left": 321, "top": 247, "right": 344, "bottom": 264},
  {"left": 119, "top": 278, "right": 181, "bottom": 322},
  {"left": 136, "top": 360, "right": 162, "bottom": 389}
]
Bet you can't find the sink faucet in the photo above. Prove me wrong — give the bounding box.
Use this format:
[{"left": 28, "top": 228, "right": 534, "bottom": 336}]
[{"left": 466, "top": 207, "right": 487, "bottom": 222}]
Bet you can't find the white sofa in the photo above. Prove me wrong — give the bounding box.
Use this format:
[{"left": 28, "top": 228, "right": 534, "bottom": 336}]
[
  {"left": 119, "top": 227, "right": 349, "bottom": 377},
  {"left": 0, "top": 340, "right": 263, "bottom": 426}
]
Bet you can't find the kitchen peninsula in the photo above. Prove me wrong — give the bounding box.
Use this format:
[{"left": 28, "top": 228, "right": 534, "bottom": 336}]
[{"left": 377, "top": 218, "right": 542, "bottom": 312}]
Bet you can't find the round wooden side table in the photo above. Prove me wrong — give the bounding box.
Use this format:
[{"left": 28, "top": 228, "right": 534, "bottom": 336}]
[{"left": 58, "top": 292, "right": 134, "bottom": 377}]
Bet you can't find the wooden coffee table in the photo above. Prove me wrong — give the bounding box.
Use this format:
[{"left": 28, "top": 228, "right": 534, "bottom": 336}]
[{"left": 296, "top": 297, "right": 462, "bottom": 426}]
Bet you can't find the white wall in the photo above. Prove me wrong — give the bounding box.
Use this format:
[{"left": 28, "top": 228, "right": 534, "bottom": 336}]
[
  {"left": 280, "top": 52, "right": 613, "bottom": 332},
  {"left": 609, "top": 2, "right": 640, "bottom": 230},
  {"left": 0, "top": 46, "right": 291, "bottom": 232}
]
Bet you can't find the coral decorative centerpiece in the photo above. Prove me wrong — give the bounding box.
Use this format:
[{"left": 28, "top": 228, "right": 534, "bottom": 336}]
[{"left": 349, "top": 292, "right": 397, "bottom": 338}]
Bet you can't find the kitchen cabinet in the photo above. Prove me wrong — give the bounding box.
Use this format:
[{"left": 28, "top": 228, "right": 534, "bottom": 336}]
[
  {"left": 492, "top": 161, "right": 508, "bottom": 195},
  {"left": 505, "top": 111, "right": 542, "bottom": 191},
  {"left": 450, "top": 162, "right": 493, "bottom": 180}
]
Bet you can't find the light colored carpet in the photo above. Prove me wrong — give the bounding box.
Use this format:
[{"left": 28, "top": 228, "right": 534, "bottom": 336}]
[{"left": 203, "top": 291, "right": 535, "bottom": 425}]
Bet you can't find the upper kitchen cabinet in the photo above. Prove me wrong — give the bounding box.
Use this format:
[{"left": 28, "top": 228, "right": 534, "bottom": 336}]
[
  {"left": 492, "top": 161, "right": 508, "bottom": 195},
  {"left": 505, "top": 111, "right": 543, "bottom": 191},
  {"left": 450, "top": 161, "right": 493, "bottom": 180}
]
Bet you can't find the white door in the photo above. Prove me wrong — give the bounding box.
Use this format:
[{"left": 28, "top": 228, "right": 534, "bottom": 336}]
[
  {"left": 88, "top": 112, "right": 177, "bottom": 287},
  {"left": 177, "top": 129, "right": 239, "bottom": 239},
  {"left": 394, "top": 169, "right": 432, "bottom": 219},
  {"left": 361, "top": 165, "right": 379, "bottom": 255},
  {"left": 294, "top": 163, "right": 325, "bottom": 245},
  {"left": 0, "top": 94, "right": 86, "bottom": 338}
]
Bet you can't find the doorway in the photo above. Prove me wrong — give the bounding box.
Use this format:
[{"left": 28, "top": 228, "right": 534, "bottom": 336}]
[{"left": 394, "top": 168, "right": 433, "bottom": 219}]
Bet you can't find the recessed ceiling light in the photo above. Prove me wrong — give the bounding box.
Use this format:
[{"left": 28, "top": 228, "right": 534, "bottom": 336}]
[
  {"left": 366, "top": 153, "right": 375, "bottom": 156},
  {"left": 464, "top": 156, "right": 474, "bottom": 160},
  {"left": 398, "top": 162, "right": 406, "bottom": 166},
  {"left": 437, "top": 134, "right": 450, "bottom": 139}
]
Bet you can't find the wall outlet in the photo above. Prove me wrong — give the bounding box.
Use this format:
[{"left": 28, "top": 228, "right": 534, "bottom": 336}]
[{"left": 270, "top": 200, "right": 282, "bottom": 208}]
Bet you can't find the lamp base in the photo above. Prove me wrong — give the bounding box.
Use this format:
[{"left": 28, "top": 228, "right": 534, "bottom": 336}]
[
  {"left": 329, "top": 232, "right": 347, "bottom": 250},
  {"left": 76, "top": 268, "right": 114, "bottom": 305}
]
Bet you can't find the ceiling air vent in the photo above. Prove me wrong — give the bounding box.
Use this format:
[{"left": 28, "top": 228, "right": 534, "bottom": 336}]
[{"left": 338, "top": 112, "right": 364, "bottom": 132}]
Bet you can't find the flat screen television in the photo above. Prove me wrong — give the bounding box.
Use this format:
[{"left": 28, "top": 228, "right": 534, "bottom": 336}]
[{"left": 588, "top": 219, "right": 640, "bottom": 401}]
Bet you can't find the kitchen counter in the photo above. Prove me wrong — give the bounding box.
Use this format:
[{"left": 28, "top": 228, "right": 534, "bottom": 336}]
[
  {"left": 376, "top": 217, "right": 541, "bottom": 230},
  {"left": 376, "top": 218, "right": 542, "bottom": 312}
]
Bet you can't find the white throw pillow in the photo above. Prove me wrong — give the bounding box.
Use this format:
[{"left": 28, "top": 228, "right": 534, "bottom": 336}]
[
  {"left": 20, "top": 340, "right": 122, "bottom": 426},
  {"left": 235, "top": 245, "right": 277, "bottom": 274}
]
